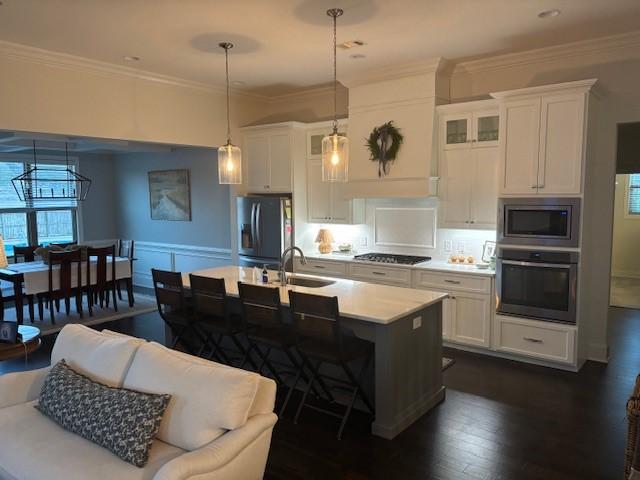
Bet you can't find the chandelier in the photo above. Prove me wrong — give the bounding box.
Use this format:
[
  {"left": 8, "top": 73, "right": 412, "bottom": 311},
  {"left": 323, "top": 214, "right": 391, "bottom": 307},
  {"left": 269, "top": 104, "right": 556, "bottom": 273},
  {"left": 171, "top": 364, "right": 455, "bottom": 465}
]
[{"left": 11, "top": 141, "right": 91, "bottom": 202}]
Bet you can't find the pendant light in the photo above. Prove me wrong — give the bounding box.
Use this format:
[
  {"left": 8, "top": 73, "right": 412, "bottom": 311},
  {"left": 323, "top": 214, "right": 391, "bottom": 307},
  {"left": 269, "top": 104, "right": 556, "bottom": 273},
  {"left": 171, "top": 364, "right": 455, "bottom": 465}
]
[
  {"left": 217, "top": 42, "right": 242, "bottom": 184},
  {"left": 321, "top": 8, "right": 349, "bottom": 183}
]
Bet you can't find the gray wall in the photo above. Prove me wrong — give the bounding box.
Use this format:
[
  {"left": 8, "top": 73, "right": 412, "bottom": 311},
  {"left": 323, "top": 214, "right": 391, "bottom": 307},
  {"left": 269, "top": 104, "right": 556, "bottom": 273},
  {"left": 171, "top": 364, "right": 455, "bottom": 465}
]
[
  {"left": 112, "top": 147, "right": 231, "bottom": 249},
  {"left": 78, "top": 153, "right": 118, "bottom": 242}
]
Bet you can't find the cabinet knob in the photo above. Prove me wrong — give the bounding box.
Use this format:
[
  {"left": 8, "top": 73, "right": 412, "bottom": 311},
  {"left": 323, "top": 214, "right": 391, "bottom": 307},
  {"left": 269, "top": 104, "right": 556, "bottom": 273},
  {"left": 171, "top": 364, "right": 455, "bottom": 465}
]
[
  {"left": 531, "top": 185, "right": 538, "bottom": 189},
  {"left": 470, "top": 220, "right": 475, "bottom": 224},
  {"left": 264, "top": 185, "right": 270, "bottom": 189}
]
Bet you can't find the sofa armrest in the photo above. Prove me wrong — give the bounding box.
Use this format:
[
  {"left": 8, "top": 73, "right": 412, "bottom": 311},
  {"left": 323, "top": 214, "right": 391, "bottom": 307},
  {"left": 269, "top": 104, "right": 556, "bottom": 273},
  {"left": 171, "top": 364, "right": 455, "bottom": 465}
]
[
  {"left": 0, "top": 366, "right": 50, "bottom": 409},
  {"left": 154, "top": 412, "right": 277, "bottom": 480}
]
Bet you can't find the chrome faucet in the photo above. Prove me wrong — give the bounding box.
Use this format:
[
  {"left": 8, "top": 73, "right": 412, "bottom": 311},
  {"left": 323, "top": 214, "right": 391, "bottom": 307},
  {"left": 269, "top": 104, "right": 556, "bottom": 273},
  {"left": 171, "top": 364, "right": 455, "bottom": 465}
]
[{"left": 279, "top": 246, "right": 307, "bottom": 286}]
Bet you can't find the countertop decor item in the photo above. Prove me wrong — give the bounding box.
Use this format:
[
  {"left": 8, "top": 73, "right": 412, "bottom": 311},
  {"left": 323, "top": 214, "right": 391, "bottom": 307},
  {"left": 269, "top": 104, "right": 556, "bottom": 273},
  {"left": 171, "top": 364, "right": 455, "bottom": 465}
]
[
  {"left": 217, "top": 42, "right": 242, "bottom": 184},
  {"left": 0, "top": 235, "right": 7, "bottom": 268},
  {"left": 11, "top": 141, "right": 91, "bottom": 202},
  {"left": 315, "top": 228, "right": 335, "bottom": 254},
  {"left": 321, "top": 8, "right": 349, "bottom": 183},
  {"left": 366, "top": 121, "right": 404, "bottom": 177}
]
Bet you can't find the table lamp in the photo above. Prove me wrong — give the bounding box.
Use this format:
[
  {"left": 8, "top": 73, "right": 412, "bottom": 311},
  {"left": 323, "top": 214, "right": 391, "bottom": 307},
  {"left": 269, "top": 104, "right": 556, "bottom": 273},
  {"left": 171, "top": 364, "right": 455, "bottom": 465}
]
[
  {"left": 315, "top": 228, "right": 335, "bottom": 254},
  {"left": 0, "top": 235, "right": 7, "bottom": 268}
]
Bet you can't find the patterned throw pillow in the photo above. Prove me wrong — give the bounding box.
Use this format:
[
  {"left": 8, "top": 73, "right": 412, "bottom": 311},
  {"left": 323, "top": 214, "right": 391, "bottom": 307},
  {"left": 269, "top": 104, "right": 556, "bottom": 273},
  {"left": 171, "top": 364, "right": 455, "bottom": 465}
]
[{"left": 36, "top": 360, "right": 171, "bottom": 467}]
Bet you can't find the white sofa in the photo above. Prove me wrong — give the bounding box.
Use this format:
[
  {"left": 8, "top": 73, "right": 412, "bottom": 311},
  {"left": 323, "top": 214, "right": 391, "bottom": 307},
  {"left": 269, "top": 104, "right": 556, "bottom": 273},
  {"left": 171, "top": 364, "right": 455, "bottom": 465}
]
[{"left": 0, "top": 324, "right": 278, "bottom": 480}]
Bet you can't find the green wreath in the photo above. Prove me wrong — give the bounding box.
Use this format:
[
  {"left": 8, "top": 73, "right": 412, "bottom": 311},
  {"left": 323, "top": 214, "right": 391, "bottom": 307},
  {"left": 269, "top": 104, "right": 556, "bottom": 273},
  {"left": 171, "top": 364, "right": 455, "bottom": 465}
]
[{"left": 365, "top": 121, "right": 404, "bottom": 177}]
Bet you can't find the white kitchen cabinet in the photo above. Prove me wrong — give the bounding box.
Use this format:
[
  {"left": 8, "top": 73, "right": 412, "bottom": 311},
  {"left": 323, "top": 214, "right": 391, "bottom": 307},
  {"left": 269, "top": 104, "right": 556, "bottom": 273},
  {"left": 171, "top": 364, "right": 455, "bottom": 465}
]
[
  {"left": 293, "top": 257, "right": 349, "bottom": 277},
  {"left": 438, "top": 101, "right": 499, "bottom": 229},
  {"left": 448, "top": 292, "right": 492, "bottom": 348},
  {"left": 492, "top": 80, "right": 596, "bottom": 196},
  {"left": 307, "top": 159, "right": 365, "bottom": 224},
  {"left": 241, "top": 123, "right": 304, "bottom": 193},
  {"left": 349, "top": 263, "right": 412, "bottom": 287}
]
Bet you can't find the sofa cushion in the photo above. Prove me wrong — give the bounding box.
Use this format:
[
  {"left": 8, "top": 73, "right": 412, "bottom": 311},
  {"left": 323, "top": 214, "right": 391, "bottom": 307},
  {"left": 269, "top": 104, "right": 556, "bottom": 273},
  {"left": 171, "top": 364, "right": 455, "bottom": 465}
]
[
  {"left": 37, "top": 360, "right": 171, "bottom": 467},
  {"left": 0, "top": 401, "right": 185, "bottom": 480},
  {"left": 51, "top": 324, "right": 144, "bottom": 387},
  {"left": 123, "top": 342, "right": 260, "bottom": 451}
]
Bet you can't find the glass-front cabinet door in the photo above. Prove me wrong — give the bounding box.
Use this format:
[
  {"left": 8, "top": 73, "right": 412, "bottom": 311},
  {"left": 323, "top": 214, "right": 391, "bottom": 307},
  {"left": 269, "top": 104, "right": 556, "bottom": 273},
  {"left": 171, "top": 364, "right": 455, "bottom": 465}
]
[
  {"left": 474, "top": 111, "right": 500, "bottom": 147},
  {"left": 443, "top": 114, "right": 471, "bottom": 150}
]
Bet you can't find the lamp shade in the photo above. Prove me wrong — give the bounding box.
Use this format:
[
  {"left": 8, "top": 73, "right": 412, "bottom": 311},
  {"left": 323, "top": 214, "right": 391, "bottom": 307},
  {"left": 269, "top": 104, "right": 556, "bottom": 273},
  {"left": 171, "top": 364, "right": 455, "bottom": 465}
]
[
  {"left": 315, "top": 228, "right": 335, "bottom": 254},
  {"left": 218, "top": 143, "right": 242, "bottom": 184},
  {"left": 0, "top": 235, "right": 7, "bottom": 268},
  {"left": 321, "top": 132, "right": 349, "bottom": 182}
]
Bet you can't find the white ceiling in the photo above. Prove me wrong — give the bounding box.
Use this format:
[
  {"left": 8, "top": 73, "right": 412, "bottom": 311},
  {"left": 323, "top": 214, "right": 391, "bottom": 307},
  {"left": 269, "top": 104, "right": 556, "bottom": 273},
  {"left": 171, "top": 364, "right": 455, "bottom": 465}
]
[{"left": 0, "top": 0, "right": 639, "bottom": 96}]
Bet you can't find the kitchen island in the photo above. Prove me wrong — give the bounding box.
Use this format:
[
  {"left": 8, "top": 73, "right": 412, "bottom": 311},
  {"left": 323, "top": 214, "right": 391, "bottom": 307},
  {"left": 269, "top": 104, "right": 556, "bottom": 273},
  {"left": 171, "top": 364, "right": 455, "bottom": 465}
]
[{"left": 182, "top": 266, "right": 448, "bottom": 439}]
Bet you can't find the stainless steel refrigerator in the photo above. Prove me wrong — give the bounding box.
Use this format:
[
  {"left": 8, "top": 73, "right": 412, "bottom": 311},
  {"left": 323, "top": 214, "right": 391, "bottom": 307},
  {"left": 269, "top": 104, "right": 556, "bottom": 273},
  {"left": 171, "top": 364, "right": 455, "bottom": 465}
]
[{"left": 237, "top": 195, "right": 292, "bottom": 268}]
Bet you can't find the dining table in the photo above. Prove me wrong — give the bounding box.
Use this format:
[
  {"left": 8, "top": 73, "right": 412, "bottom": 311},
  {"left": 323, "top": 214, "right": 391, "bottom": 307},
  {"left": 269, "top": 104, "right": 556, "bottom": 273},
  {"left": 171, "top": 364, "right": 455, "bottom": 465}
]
[{"left": 0, "top": 256, "right": 134, "bottom": 325}]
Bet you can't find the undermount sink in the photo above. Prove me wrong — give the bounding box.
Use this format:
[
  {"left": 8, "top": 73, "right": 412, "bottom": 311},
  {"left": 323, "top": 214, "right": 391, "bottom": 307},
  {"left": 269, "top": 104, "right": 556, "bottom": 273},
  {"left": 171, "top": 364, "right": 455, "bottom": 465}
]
[{"left": 286, "top": 276, "right": 335, "bottom": 288}]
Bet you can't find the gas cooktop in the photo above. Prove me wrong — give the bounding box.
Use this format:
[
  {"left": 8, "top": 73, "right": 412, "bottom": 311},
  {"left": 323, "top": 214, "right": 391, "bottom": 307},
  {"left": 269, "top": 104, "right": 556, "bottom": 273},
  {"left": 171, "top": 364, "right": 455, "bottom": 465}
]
[{"left": 353, "top": 253, "right": 431, "bottom": 265}]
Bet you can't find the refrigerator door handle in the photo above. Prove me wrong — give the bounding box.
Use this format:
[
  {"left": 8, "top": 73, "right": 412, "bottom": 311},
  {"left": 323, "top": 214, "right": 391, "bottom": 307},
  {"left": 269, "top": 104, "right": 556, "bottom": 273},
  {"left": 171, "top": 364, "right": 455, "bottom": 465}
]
[
  {"left": 250, "top": 203, "right": 257, "bottom": 251},
  {"left": 256, "top": 203, "right": 262, "bottom": 251}
]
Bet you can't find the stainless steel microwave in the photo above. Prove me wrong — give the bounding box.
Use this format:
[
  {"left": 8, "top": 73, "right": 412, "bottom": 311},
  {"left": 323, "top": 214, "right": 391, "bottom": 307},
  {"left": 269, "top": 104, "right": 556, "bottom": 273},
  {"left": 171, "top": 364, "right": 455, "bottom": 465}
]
[{"left": 498, "top": 198, "right": 580, "bottom": 248}]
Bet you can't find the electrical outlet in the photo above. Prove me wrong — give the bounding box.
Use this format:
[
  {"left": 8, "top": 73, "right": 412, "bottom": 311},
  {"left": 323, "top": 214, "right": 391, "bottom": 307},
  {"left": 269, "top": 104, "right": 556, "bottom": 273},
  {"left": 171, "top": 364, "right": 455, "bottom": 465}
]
[
  {"left": 360, "top": 236, "right": 368, "bottom": 246},
  {"left": 444, "top": 240, "right": 453, "bottom": 253},
  {"left": 457, "top": 241, "right": 466, "bottom": 254},
  {"left": 412, "top": 316, "right": 422, "bottom": 330}
]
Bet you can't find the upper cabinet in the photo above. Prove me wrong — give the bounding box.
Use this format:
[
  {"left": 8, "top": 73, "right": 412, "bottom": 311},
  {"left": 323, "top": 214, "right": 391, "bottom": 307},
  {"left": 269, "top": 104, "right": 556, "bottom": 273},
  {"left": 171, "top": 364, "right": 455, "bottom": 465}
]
[
  {"left": 305, "top": 120, "right": 365, "bottom": 225},
  {"left": 241, "top": 123, "right": 305, "bottom": 193},
  {"left": 492, "top": 79, "right": 597, "bottom": 196},
  {"left": 438, "top": 100, "right": 499, "bottom": 229}
]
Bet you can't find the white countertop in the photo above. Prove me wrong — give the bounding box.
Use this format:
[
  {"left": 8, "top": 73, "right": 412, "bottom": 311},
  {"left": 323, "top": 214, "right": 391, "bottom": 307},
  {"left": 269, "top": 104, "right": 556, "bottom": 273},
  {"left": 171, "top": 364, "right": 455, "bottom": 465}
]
[
  {"left": 303, "top": 252, "right": 496, "bottom": 277},
  {"left": 183, "top": 266, "right": 448, "bottom": 325}
]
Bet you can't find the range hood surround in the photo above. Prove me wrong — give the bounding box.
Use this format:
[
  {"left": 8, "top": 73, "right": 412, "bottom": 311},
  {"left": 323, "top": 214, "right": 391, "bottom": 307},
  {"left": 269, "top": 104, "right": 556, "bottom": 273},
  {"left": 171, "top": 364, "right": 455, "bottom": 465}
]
[{"left": 341, "top": 57, "right": 451, "bottom": 198}]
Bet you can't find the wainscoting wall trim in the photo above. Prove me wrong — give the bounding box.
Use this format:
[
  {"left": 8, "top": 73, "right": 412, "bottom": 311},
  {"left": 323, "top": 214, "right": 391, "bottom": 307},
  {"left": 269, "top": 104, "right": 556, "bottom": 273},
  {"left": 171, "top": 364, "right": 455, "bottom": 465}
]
[{"left": 134, "top": 241, "right": 233, "bottom": 288}]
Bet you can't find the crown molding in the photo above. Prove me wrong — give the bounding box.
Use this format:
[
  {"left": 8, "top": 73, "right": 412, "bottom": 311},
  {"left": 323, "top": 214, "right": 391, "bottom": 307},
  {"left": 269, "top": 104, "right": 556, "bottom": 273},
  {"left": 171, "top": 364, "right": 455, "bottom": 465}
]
[
  {"left": 453, "top": 30, "right": 640, "bottom": 75},
  {"left": 0, "top": 40, "right": 268, "bottom": 102},
  {"left": 340, "top": 57, "right": 450, "bottom": 88},
  {"left": 490, "top": 78, "right": 598, "bottom": 99}
]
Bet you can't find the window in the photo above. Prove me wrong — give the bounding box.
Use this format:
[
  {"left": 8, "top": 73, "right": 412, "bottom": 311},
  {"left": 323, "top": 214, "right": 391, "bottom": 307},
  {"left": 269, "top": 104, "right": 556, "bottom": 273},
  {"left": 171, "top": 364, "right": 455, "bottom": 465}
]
[
  {"left": 0, "top": 156, "right": 78, "bottom": 257},
  {"left": 628, "top": 174, "right": 640, "bottom": 216}
]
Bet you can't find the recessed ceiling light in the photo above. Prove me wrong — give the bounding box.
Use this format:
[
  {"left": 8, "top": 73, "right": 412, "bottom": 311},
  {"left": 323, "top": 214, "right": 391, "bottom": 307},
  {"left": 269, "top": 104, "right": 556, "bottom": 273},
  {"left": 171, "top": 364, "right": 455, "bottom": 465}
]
[
  {"left": 123, "top": 55, "right": 141, "bottom": 62},
  {"left": 538, "top": 9, "right": 561, "bottom": 19},
  {"left": 338, "top": 40, "right": 366, "bottom": 50},
  {"left": 350, "top": 54, "right": 366, "bottom": 60}
]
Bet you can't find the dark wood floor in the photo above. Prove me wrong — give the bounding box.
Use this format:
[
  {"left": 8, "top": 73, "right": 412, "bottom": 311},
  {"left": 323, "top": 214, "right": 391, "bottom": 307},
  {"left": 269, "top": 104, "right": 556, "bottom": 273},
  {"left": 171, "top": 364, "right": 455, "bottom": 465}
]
[{"left": 2, "top": 307, "right": 638, "bottom": 480}]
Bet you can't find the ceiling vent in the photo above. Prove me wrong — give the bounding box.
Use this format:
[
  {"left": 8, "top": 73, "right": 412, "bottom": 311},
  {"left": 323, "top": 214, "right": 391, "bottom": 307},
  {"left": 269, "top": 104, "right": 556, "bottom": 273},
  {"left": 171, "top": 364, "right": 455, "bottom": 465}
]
[{"left": 338, "top": 40, "right": 366, "bottom": 50}]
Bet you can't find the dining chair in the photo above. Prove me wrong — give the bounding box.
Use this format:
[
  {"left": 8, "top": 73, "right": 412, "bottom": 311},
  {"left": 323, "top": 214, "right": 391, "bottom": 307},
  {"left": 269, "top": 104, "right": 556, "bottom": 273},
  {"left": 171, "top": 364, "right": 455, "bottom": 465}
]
[
  {"left": 189, "top": 274, "right": 254, "bottom": 367},
  {"left": 37, "top": 249, "right": 84, "bottom": 324},
  {"left": 86, "top": 245, "right": 117, "bottom": 316},
  {"left": 13, "top": 245, "right": 39, "bottom": 263},
  {"left": 117, "top": 239, "right": 135, "bottom": 306},
  {"left": 287, "top": 290, "right": 374, "bottom": 440},
  {"left": 151, "top": 268, "right": 204, "bottom": 354}
]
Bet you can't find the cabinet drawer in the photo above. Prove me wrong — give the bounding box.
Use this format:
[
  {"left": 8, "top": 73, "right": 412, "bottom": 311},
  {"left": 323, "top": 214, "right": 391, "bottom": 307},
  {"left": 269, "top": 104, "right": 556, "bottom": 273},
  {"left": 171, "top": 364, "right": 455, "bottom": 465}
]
[
  {"left": 494, "top": 315, "right": 576, "bottom": 364},
  {"left": 412, "top": 270, "right": 491, "bottom": 294},
  {"left": 349, "top": 264, "right": 412, "bottom": 287},
  {"left": 294, "top": 258, "right": 348, "bottom": 277}
]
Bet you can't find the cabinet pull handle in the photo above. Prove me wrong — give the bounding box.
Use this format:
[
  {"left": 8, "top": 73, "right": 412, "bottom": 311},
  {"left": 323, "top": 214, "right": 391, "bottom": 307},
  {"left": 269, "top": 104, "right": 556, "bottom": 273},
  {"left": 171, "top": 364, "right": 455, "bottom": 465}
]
[
  {"left": 372, "top": 271, "right": 386, "bottom": 276},
  {"left": 531, "top": 185, "right": 538, "bottom": 189},
  {"left": 470, "top": 220, "right": 475, "bottom": 224},
  {"left": 444, "top": 279, "right": 461, "bottom": 284},
  {"left": 538, "top": 184, "right": 545, "bottom": 189},
  {"left": 523, "top": 337, "right": 543, "bottom": 343},
  {"left": 314, "top": 265, "right": 326, "bottom": 269}
]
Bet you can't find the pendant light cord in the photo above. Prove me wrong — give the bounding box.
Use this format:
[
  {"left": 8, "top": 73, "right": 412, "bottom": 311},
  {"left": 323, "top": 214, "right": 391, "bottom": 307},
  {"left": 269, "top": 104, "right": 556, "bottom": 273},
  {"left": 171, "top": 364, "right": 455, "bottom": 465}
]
[
  {"left": 224, "top": 44, "right": 231, "bottom": 145},
  {"left": 332, "top": 11, "right": 338, "bottom": 134}
]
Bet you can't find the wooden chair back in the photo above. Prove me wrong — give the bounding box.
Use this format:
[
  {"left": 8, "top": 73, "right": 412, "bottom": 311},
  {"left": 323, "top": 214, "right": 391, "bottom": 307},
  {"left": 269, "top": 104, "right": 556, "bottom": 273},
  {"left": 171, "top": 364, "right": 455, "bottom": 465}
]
[
  {"left": 118, "top": 240, "right": 135, "bottom": 261},
  {"left": 288, "top": 291, "right": 342, "bottom": 347},
  {"left": 50, "top": 242, "right": 77, "bottom": 249},
  {"left": 151, "top": 269, "right": 186, "bottom": 321},
  {"left": 13, "top": 245, "right": 39, "bottom": 263},
  {"left": 189, "top": 275, "right": 227, "bottom": 319},
  {"left": 237, "top": 282, "right": 283, "bottom": 330},
  {"left": 86, "top": 245, "right": 116, "bottom": 290},
  {"left": 48, "top": 249, "right": 82, "bottom": 297}
]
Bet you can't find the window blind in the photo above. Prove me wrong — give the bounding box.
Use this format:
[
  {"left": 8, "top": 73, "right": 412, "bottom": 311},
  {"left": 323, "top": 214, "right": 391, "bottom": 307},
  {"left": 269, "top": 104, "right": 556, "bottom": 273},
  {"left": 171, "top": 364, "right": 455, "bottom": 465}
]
[{"left": 629, "top": 174, "right": 640, "bottom": 215}]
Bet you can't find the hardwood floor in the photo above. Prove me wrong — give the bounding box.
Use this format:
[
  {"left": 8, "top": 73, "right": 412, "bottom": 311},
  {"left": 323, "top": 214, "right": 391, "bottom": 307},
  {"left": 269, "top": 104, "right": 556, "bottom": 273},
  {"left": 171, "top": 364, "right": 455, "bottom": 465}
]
[{"left": 2, "top": 307, "right": 638, "bottom": 480}]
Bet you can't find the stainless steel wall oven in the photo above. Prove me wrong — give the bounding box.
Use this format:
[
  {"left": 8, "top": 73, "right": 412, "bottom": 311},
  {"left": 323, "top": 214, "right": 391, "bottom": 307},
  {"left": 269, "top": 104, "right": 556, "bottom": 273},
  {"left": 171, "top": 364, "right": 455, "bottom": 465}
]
[{"left": 496, "top": 249, "right": 578, "bottom": 324}]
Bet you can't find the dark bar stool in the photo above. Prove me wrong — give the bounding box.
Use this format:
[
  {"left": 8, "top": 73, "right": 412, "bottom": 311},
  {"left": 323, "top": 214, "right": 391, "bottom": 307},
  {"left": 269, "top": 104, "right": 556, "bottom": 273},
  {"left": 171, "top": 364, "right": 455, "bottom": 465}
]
[
  {"left": 237, "top": 282, "right": 322, "bottom": 414},
  {"left": 151, "top": 269, "right": 204, "bottom": 354},
  {"left": 288, "top": 290, "right": 374, "bottom": 440},
  {"left": 189, "top": 274, "right": 254, "bottom": 367}
]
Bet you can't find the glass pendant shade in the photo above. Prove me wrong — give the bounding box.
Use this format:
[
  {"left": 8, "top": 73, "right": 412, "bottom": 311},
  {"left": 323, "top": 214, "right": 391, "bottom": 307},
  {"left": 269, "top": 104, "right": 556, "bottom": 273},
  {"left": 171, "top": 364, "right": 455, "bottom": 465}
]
[
  {"left": 218, "top": 142, "right": 242, "bottom": 184},
  {"left": 321, "top": 132, "right": 349, "bottom": 182}
]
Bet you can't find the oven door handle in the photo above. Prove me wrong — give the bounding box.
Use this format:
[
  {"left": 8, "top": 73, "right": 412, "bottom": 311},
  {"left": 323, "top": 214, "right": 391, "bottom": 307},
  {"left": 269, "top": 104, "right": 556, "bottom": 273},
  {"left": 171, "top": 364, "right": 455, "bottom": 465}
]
[{"left": 500, "top": 260, "right": 572, "bottom": 269}]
